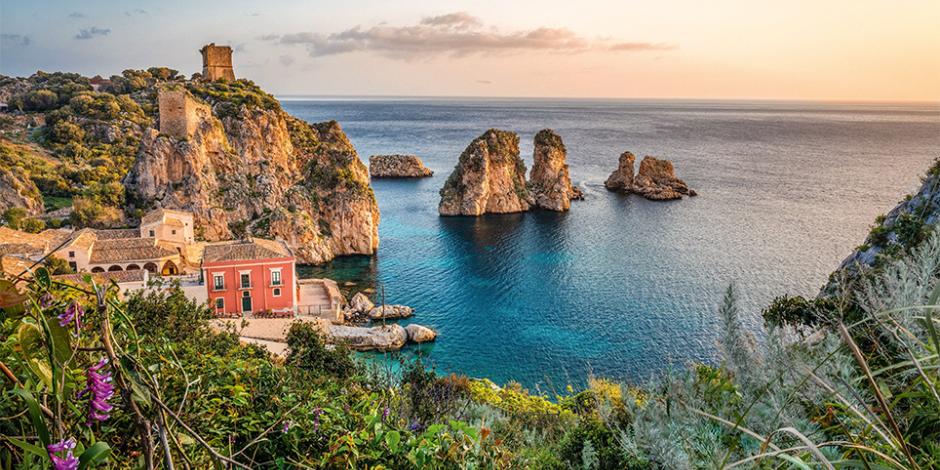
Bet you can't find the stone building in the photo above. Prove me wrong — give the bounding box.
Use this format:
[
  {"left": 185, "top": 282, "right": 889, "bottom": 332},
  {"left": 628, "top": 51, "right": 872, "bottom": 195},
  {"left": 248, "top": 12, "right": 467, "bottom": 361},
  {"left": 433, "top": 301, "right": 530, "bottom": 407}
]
[
  {"left": 199, "top": 43, "right": 235, "bottom": 82},
  {"left": 157, "top": 88, "right": 203, "bottom": 140}
]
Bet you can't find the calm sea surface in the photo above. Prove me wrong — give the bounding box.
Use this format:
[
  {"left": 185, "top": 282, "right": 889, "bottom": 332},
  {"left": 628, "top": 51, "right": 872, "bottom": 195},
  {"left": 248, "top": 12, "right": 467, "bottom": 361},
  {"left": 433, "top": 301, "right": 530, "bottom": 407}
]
[{"left": 282, "top": 98, "right": 940, "bottom": 389}]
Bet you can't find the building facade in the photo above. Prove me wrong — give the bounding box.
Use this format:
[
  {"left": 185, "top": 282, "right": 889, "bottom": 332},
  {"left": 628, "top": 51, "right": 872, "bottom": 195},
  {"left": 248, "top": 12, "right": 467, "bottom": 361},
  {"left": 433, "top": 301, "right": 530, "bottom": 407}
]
[{"left": 201, "top": 238, "right": 296, "bottom": 316}]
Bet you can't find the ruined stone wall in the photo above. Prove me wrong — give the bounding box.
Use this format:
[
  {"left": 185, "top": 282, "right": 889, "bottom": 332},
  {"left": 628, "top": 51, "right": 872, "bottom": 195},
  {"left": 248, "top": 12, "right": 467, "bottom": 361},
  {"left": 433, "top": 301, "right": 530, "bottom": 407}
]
[
  {"left": 200, "top": 44, "right": 235, "bottom": 82},
  {"left": 158, "top": 89, "right": 200, "bottom": 140}
]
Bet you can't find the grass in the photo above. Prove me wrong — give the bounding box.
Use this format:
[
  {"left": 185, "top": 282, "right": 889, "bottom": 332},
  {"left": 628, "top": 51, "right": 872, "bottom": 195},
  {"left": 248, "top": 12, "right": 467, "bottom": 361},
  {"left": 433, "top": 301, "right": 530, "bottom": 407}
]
[{"left": 42, "top": 195, "right": 72, "bottom": 211}]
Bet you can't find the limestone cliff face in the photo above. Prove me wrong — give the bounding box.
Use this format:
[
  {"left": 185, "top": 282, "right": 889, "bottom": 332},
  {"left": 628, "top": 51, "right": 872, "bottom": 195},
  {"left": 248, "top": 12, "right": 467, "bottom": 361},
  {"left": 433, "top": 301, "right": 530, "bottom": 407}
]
[
  {"left": 528, "top": 129, "right": 582, "bottom": 212},
  {"left": 369, "top": 155, "right": 433, "bottom": 178},
  {"left": 125, "top": 91, "right": 379, "bottom": 264},
  {"left": 439, "top": 129, "right": 532, "bottom": 216},
  {"left": 605, "top": 153, "right": 696, "bottom": 200},
  {"left": 0, "top": 167, "right": 43, "bottom": 216}
]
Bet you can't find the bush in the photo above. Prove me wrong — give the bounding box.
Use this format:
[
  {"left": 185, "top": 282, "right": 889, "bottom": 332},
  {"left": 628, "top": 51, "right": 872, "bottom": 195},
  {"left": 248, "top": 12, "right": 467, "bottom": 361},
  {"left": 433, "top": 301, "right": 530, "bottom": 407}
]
[{"left": 285, "top": 321, "right": 356, "bottom": 378}]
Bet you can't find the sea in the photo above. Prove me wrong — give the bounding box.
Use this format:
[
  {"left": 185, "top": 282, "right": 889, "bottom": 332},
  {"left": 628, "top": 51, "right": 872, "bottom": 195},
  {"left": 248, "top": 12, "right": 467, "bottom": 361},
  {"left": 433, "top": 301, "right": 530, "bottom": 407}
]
[{"left": 281, "top": 97, "right": 940, "bottom": 389}]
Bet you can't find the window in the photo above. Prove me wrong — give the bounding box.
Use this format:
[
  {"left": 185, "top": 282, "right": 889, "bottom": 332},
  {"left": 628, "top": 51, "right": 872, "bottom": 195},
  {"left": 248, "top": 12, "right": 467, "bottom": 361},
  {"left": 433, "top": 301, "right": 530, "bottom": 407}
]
[
  {"left": 271, "top": 269, "right": 282, "bottom": 286},
  {"left": 68, "top": 251, "right": 75, "bottom": 258},
  {"left": 240, "top": 273, "right": 251, "bottom": 289},
  {"left": 148, "top": 229, "right": 155, "bottom": 237},
  {"left": 68, "top": 261, "right": 77, "bottom": 271},
  {"left": 213, "top": 274, "right": 224, "bottom": 290},
  {"left": 273, "top": 287, "right": 281, "bottom": 297},
  {"left": 172, "top": 229, "right": 177, "bottom": 235},
  {"left": 215, "top": 298, "right": 224, "bottom": 311}
]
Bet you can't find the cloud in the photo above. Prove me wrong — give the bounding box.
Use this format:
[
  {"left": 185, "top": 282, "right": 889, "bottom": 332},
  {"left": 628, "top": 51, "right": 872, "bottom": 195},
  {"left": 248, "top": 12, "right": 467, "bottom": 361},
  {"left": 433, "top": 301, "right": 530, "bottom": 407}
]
[
  {"left": 68, "top": 12, "right": 85, "bottom": 18},
  {"left": 124, "top": 9, "right": 148, "bottom": 16},
  {"left": 74, "top": 27, "right": 111, "bottom": 40},
  {"left": 267, "top": 12, "right": 674, "bottom": 60},
  {"left": 476, "top": 79, "right": 492, "bottom": 85},
  {"left": 1, "top": 34, "right": 31, "bottom": 47},
  {"left": 279, "top": 55, "right": 295, "bottom": 66}
]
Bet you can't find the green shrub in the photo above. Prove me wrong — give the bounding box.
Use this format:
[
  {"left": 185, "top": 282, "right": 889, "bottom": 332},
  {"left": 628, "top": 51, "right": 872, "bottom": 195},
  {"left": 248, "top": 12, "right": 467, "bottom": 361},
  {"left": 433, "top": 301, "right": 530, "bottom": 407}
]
[{"left": 285, "top": 321, "right": 356, "bottom": 378}]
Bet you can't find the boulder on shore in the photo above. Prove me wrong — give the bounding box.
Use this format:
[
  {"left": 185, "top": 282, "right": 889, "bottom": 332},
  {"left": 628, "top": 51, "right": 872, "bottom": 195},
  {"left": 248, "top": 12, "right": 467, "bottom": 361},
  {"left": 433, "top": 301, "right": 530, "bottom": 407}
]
[
  {"left": 348, "top": 292, "right": 374, "bottom": 313},
  {"left": 369, "top": 154, "right": 433, "bottom": 178},
  {"left": 529, "top": 129, "right": 583, "bottom": 211},
  {"left": 604, "top": 153, "right": 696, "bottom": 200},
  {"left": 405, "top": 324, "right": 437, "bottom": 343},
  {"left": 368, "top": 304, "right": 414, "bottom": 320},
  {"left": 328, "top": 323, "right": 407, "bottom": 351},
  {"left": 439, "top": 129, "right": 532, "bottom": 216}
]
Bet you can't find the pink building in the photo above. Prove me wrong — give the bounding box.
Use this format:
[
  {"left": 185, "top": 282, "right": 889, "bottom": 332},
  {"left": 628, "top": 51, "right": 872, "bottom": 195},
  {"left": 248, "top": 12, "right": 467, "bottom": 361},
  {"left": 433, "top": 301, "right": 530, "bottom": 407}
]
[{"left": 201, "top": 238, "right": 296, "bottom": 316}]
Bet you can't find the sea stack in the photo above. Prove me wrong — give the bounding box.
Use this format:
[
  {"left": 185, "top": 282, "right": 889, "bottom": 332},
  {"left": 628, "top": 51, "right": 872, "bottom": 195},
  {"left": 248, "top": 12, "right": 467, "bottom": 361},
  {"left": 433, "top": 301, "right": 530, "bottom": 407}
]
[
  {"left": 605, "top": 153, "right": 696, "bottom": 200},
  {"left": 369, "top": 154, "right": 433, "bottom": 178},
  {"left": 604, "top": 151, "right": 636, "bottom": 192},
  {"left": 438, "top": 129, "right": 532, "bottom": 216},
  {"left": 528, "top": 129, "right": 583, "bottom": 211}
]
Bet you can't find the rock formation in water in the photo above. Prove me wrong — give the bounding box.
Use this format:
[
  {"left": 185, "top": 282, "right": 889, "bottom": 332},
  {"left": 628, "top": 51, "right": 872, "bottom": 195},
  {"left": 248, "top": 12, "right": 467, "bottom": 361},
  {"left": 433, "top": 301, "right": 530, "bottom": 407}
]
[
  {"left": 604, "top": 151, "right": 636, "bottom": 192},
  {"left": 405, "top": 324, "right": 437, "bottom": 343},
  {"left": 438, "top": 129, "right": 532, "bottom": 216},
  {"left": 368, "top": 304, "right": 414, "bottom": 320},
  {"left": 369, "top": 154, "right": 433, "bottom": 178},
  {"left": 528, "top": 129, "right": 583, "bottom": 211},
  {"left": 125, "top": 85, "right": 380, "bottom": 264},
  {"left": 604, "top": 153, "right": 696, "bottom": 200}
]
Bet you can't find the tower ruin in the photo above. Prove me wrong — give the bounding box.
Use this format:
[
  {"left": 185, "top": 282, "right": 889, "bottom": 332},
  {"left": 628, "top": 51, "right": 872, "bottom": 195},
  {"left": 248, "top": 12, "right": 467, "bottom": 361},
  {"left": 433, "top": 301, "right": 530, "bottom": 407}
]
[
  {"left": 199, "top": 43, "right": 235, "bottom": 82},
  {"left": 158, "top": 88, "right": 200, "bottom": 140}
]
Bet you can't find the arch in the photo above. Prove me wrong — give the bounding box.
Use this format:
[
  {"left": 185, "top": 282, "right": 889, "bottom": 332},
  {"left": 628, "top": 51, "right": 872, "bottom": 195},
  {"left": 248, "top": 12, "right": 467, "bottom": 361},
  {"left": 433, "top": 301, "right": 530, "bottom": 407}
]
[
  {"left": 143, "top": 262, "right": 158, "bottom": 273},
  {"left": 107, "top": 265, "right": 123, "bottom": 272},
  {"left": 161, "top": 260, "right": 179, "bottom": 276},
  {"left": 91, "top": 267, "right": 105, "bottom": 273},
  {"left": 126, "top": 264, "right": 141, "bottom": 271}
]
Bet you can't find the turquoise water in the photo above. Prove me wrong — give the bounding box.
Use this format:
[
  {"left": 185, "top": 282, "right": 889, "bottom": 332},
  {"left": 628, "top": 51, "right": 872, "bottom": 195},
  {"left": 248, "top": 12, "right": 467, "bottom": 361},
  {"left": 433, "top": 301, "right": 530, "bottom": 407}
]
[{"left": 286, "top": 99, "right": 940, "bottom": 388}]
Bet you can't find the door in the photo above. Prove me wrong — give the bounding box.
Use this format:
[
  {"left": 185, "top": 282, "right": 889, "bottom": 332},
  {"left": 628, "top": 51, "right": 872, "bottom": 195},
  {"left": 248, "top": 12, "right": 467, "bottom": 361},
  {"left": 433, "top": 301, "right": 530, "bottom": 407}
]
[{"left": 241, "top": 292, "right": 252, "bottom": 313}]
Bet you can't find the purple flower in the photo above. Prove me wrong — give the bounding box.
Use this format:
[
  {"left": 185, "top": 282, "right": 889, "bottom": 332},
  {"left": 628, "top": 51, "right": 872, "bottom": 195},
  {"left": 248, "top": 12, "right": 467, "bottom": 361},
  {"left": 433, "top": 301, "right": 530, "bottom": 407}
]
[
  {"left": 40, "top": 293, "right": 54, "bottom": 308},
  {"left": 57, "top": 301, "right": 84, "bottom": 333},
  {"left": 409, "top": 420, "right": 423, "bottom": 433},
  {"left": 47, "top": 438, "right": 78, "bottom": 470},
  {"left": 312, "top": 407, "right": 322, "bottom": 433},
  {"left": 78, "top": 358, "right": 114, "bottom": 426},
  {"left": 281, "top": 420, "right": 292, "bottom": 433},
  {"left": 382, "top": 406, "right": 390, "bottom": 421}
]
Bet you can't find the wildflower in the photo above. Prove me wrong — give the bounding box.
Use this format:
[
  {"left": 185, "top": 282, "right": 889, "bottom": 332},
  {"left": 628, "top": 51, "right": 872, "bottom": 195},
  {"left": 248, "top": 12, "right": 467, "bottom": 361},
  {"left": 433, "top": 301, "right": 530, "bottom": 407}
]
[
  {"left": 78, "top": 358, "right": 114, "bottom": 425},
  {"left": 57, "top": 301, "right": 84, "bottom": 333},
  {"left": 47, "top": 438, "right": 78, "bottom": 470},
  {"left": 40, "top": 293, "right": 53, "bottom": 308},
  {"left": 409, "top": 419, "right": 423, "bottom": 433},
  {"left": 281, "top": 420, "right": 292, "bottom": 433},
  {"left": 312, "top": 407, "right": 322, "bottom": 433},
  {"left": 382, "top": 406, "right": 390, "bottom": 421}
]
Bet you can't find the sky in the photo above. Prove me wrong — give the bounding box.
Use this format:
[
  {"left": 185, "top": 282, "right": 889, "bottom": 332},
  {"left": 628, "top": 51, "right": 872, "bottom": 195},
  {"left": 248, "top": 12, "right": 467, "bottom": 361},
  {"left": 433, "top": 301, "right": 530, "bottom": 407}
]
[{"left": 1, "top": 0, "right": 939, "bottom": 101}]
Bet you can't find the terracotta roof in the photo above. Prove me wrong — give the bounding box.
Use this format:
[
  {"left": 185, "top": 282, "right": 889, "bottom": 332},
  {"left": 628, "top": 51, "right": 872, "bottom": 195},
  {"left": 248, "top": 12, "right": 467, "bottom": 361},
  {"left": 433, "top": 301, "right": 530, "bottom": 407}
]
[
  {"left": 61, "top": 229, "right": 98, "bottom": 251},
  {"left": 0, "top": 227, "right": 71, "bottom": 252},
  {"left": 89, "top": 238, "right": 177, "bottom": 264},
  {"left": 0, "top": 243, "right": 42, "bottom": 257},
  {"left": 203, "top": 238, "right": 293, "bottom": 263},
  {"left": 53, "top": 269, "right": 147, "bottom": 284},
  {"left": 1, "top": 255, "right": 35, "bottom": 278},
  {"left": 141, "top": 208, "right": 193, "bottom": 226},
  {"left": 93, "top": 228, "right": 140, "bottom": 240}
]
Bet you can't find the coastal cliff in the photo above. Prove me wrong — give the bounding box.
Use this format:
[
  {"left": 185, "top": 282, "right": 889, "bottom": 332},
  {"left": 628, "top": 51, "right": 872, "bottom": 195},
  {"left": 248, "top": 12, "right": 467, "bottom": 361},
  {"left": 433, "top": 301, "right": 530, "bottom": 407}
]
[
  {"left": 528, "top": 129, "right": 583, "bottom": 211},
  {"left": 125, "top": 84, "right": 379, "bottom": 263},
  {"left": 439, "top": 129, "right": 532, "bottom": 216}
]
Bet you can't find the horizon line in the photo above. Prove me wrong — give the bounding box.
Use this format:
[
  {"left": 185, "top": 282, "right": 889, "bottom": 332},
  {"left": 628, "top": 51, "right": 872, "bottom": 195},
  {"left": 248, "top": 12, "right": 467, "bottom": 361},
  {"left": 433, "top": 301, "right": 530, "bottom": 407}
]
[{"left": 272, "top": 94, "right": 940, "bottom": 106}]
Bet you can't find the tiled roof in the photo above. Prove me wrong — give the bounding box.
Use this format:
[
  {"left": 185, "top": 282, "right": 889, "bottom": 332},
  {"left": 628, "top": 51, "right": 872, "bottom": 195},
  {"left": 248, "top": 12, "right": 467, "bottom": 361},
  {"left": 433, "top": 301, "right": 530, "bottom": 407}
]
[
  {"left": 0, "top": 243, "right": 42, "bottom": 257},
  {"left": 141, "top": 208, "right": 192, "bottom": 226},
  {"left": 0, "top": 255, "right": 35, "bottom": 278},
  {"left": 203, "top": 238, "right": 293, "bottom": 263},
  {"left": 53, "top": 269, "right": 148, "bottom": 284},
  {"left": 93, "top": 228, "right": 140, "bottom": 239},
  {"left": 0, "top": 227, "right": 71, "bottom": 252},
  {"left": 89, "top": 238, "right": 177, "bottom": 264}
]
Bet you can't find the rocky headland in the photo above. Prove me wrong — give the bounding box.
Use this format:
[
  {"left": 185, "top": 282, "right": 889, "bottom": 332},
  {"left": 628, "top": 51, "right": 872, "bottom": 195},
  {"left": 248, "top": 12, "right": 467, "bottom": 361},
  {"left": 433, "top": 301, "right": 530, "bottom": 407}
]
[
  {"left": 439, "top": 128, "right": 582, "bottom": 216},
  {"left": 369, "top": 154, "right": 433, "bottom": 178},
  {"left": 528, "top": 129, "right": 584, "bottom": 211},
  {"left": 124, "top": 85, "right": 380, "bottom": 264},
  {"left": 605, "top": 153, "right": 696, "bottom": 200}
]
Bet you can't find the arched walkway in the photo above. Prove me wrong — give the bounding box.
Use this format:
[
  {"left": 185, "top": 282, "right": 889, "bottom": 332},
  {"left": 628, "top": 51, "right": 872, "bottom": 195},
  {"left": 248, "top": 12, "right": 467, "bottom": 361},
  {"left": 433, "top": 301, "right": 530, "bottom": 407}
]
[
  {"left": 161, "top": 260, "right": 178, "bottom": 276},
  {"left": 91, "top": 267, "right": 105, "bottom": 273},
  {"left": 143, "top": 263, "right": 158, "bottom": 273},
  {"left": 126, "top": 264, "right": 140, "bottom": 271},
  {"left": 107, "top": 265, "right": 123, "bottom": 272}
]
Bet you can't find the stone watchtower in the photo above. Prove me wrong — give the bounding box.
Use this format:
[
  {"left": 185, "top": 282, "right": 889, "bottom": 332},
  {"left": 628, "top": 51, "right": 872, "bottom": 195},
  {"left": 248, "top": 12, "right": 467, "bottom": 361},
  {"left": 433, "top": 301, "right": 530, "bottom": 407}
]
[
  {"left": 158, "top": 88, "right": 201, "bottom": 140},
  {"left": 199, "top": 43, "right": 235, "bottom": 82}
]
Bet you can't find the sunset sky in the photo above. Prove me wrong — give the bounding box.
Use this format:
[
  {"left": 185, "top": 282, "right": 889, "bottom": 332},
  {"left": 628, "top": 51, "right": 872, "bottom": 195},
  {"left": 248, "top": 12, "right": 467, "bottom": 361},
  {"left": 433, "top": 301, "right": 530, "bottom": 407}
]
[{"left": 1, "top": 0, "right": 938, "bottom": 101}]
